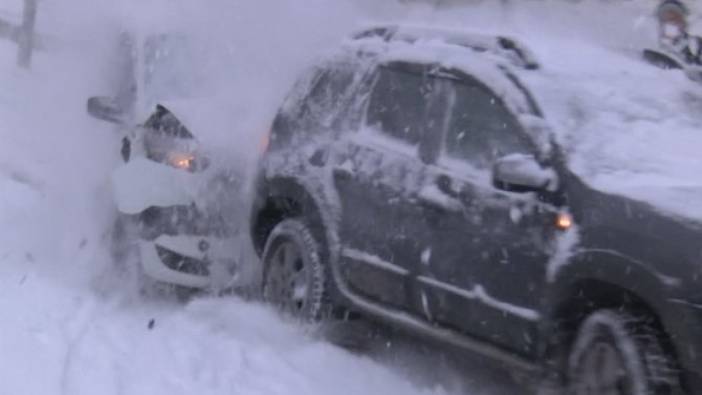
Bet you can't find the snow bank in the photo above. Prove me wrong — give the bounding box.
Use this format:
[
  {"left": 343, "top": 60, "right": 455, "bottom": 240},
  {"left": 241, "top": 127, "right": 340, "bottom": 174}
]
[
  {"left": 0, "top": 254, "right": 462, "bottom": 395},
  {"left": 0, "top": 264, "right": 441, "bottom": 395},
  {"left": 0, "top": 44, "right": 117, "bottom": 288}
]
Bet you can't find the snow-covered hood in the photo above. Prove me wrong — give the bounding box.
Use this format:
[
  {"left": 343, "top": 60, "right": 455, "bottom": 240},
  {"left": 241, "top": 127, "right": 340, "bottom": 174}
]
[
  {"left": 152, "top": 94, "right": 271, "bottom": 175},
  {"left": 515, "top": 37, "right": 702, "bottom": 223},
  {"left": 154, "top": 96, "right": 249, "bottom": 153}
]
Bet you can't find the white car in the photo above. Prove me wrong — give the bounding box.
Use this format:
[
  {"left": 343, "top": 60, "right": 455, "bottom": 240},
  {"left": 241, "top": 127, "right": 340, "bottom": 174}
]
[{"left": 87, "top": 32, "right": 245, "bottom": 291}]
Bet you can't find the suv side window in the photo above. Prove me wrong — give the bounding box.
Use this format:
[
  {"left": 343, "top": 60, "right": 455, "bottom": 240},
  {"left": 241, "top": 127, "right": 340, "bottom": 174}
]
[
  {"left": 366, "top": 66, "right": 434, "bottom": 146},
  {"left": 444, "top": 78, "right": 532, "bottom": 169}
]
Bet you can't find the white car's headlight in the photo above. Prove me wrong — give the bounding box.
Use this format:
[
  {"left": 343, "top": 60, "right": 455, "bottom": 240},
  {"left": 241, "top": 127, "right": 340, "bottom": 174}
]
[{"left": 166, "top": 151, "right": 197, "bottom": 171}]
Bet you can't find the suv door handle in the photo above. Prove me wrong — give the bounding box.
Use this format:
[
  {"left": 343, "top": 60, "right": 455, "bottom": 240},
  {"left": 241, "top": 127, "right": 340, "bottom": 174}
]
[
  {"left": 417, "top": 176, "right": 463, "bottom": 212},
  {"left": 436, "top": 174, "right": 460, "bottom": 199},
  {"left": 308, "top": 147, "right": 328, "bottom": 167},
  {"left": 332, "top": 163, "right": 354, "bottom": 181}
]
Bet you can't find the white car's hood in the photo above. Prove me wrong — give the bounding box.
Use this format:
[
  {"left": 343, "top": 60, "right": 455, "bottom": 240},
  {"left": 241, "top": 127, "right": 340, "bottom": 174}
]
[
  {"left": 155, "top": 97, "right": 241, "bottom": 148},
  {"left": 154, "top": 95, "right": 270, "bottom": 167}
]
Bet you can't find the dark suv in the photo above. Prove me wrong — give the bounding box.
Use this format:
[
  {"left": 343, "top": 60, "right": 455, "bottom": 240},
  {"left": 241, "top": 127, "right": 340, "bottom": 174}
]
[{"left": 251, "top": 25, "right": 702, "bottom": 394}]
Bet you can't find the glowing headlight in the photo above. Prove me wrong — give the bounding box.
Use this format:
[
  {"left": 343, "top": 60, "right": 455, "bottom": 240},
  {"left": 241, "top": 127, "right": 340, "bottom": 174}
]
[{"left": 166, "top": 152, "right": 196, "bottom": 171}]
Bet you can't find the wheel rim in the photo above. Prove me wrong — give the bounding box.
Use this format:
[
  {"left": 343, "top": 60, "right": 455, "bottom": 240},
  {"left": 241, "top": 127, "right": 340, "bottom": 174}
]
[
  {"left": 571, "top": 340, "right": 632, "bottom": 395},
  {"left": 263, "top": 239, "right": 311, "bottom": 317}
]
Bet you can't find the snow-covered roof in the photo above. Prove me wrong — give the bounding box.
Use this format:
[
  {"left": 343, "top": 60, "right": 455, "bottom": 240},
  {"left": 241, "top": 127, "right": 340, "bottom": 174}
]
[
  {"left": 351, "top": 23, "right": 539, "bottom": 70},
  {"left": 345, "top": 27, "right": 538, "bottom": 118}
]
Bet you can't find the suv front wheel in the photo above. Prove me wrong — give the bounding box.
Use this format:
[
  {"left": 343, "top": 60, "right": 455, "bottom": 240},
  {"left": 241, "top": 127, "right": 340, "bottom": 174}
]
[
  {"left": 566, "top": 309, "right": 679, "bottom": 395},
  {"left": 261, "top": 219, "right": 332, "bottom": 322}
]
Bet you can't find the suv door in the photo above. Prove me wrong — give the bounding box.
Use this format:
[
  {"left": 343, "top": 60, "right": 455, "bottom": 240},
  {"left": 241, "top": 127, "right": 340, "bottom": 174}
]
[
  {"left": 334, "top": 63, "right": 441, "bottom": 315},
  {"left": 417, "top": 74, "right": 561, "bottom": 356}
]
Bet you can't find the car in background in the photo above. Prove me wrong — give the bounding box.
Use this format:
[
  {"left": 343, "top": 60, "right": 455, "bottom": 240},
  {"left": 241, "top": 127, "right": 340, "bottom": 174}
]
[
  {"left": 87, "top": 31, "right": 243, "bottom": 291},
  {"left": 250, "top": 24, "right": 702, "bottom": 394}
]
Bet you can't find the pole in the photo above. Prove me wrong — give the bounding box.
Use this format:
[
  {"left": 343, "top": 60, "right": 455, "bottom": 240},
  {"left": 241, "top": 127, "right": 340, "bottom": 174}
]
[{"left": 17, "top": 0, "right": 37, "bottom": 68}]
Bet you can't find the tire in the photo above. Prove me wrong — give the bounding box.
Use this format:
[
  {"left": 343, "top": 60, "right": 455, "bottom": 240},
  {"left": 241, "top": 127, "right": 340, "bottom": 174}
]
[
  {"left": 566, "top": 309, "right": 680, "bottom": 395},
  {"left": 261, "top": 218, "right": 333, "bottom": 322}
]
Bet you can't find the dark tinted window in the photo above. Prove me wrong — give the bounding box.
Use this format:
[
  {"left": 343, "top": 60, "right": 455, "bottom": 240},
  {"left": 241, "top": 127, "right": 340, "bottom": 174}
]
[
  {"left": 366, "top": 67, "right": 434, "bottom": 146},
  {"left": 445, "top": 79, "right": 531, "bottom": 169}
]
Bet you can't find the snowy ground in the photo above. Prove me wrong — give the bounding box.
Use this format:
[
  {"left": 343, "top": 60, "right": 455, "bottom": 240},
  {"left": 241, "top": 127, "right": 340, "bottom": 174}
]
[
  {"left": 0, "top": 1, "right": 508, "bottom": 394},
  {"left": 3, "top": 1, "right": 702, "bottom": 394}
]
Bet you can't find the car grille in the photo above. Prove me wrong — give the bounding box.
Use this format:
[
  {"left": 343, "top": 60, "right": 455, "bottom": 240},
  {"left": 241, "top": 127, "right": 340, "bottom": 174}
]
[{"left": 155, "top": 245, "right": 210, "bottom": 276}]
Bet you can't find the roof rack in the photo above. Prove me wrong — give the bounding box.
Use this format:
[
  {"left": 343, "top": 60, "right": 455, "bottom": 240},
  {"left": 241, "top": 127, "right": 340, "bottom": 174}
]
[{"left": 351, "top": 24, "right": 540, "bottom": 70}]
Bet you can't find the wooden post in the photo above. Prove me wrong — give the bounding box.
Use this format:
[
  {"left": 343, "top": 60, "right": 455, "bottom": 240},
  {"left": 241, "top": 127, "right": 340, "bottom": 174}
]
[{"left": 17, "top": 0, "right": 37, "bottom": 68}]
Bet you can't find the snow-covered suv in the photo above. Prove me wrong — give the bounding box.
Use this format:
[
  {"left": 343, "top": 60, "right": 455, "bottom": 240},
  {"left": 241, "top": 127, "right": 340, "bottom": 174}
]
[{"left": 251, "top": 25, "right": 702, "bottom": 394}]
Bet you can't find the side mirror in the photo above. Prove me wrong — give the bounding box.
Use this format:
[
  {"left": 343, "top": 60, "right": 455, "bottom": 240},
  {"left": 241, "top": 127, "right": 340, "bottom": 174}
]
[
  {"left": 86, "top": 96, "right": 126, "bottom": 124},
  {"left": 493, "top": 153, "right": 556, "bottom": 193}
]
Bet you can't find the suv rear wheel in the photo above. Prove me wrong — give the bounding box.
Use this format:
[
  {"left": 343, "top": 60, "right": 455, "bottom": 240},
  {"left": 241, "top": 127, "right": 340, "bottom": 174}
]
[
  {"left": 261, "top": 219, "right": 332, "bottom": 322},
  {"left": 567, "top": 309, "right": 679, "bottom": 395}
]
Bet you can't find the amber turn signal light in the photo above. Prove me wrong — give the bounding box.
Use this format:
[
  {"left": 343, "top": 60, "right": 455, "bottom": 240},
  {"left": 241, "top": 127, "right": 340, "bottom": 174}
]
[
  {"left": 556, "top": 212, "right": 573, "bottom": 230},
  {"left": 167, "top": 152, "right": 196, "bottom": 171}
]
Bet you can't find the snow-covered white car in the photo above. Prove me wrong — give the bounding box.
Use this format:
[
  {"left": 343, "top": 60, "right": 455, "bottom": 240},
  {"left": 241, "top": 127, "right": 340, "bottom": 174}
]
[{"left": 87, "top": 32, "right": 243, "bottom": 290}]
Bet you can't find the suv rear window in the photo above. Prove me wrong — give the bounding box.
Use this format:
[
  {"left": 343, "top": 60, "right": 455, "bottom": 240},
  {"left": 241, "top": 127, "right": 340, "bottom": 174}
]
[
  {"left": 270, "top": 62, "right": 358, "bottom": 149},
  {"left": 299, "top": 68, "right": 356, "bottom": 129}
]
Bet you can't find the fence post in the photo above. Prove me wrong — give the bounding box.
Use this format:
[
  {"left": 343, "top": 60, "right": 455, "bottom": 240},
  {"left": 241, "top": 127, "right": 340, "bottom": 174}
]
[{"left": 17, "top": 0, "right": 37, "bottom": 68}]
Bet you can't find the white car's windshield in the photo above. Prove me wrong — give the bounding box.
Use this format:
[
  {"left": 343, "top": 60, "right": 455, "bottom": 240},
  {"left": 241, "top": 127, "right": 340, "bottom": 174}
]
[
  {"left": 112, "top": 32, "right": 219, "bottom": 114},
  {"left": 141, "top": 34, "right": 209, "bottom": 103}
]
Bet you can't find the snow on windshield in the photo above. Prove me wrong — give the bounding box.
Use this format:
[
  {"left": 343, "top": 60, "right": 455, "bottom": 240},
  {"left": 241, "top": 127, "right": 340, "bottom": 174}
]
[{"left": 141, "top": 34, "right": 209, "bottom": 101}]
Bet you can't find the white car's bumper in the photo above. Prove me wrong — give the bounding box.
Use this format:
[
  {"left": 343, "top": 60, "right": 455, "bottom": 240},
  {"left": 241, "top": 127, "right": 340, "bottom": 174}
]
[
  {"left": 139, "top": 234, "right": 239, "bottom": 289},
  {"left": 113, "top": 157, "right": 240, "bottom": 289}
]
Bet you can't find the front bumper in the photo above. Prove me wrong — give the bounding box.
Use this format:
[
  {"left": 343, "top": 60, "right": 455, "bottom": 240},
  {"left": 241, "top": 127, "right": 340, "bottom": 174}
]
[
  {"left": 139, "top": 233, "right": 239, "bottom": 289},
  {"left": 113, "top": 157, "right": 242, "bottom": 289}
]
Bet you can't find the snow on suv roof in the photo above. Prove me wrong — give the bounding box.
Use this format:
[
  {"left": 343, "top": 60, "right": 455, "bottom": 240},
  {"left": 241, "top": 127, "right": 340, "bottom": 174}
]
[
  {"left": 351, "top": 24, "right": 540, "bottom": 70},
  {"left": 347, "top": 24, "right": 542, "bottom": 122}
]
